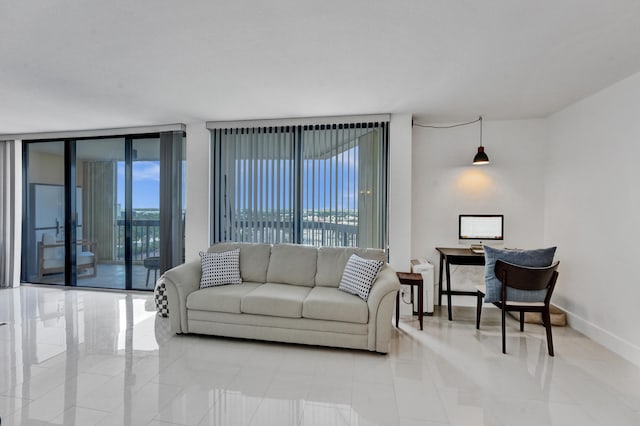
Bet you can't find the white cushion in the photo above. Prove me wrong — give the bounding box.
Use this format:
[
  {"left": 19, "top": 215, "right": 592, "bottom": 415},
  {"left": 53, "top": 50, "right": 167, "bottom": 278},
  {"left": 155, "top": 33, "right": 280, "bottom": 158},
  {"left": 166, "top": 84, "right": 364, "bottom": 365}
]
[
  {"left": 338, "top": 254, "right": 384, "bottom": 301},
  {"left": 187, "top": 282, "right": 262, "bottom": 314},
  {"left": 303, "top": 287, "right": 368, "bottom": 324},
  {"left": 266, "top": 244, "right": 317, "bottom": 287},
  {"left": 315, "top": 247, "right": 386, "bottom": 287},
  {"left": 241, "top": 283, "right": 311, "bottom": 318},
  {"left": 208, "top": 242, "right": 271, "bottom": 283},
  {"left": 199, "top": 249, "right": 242, "bottom": 288}
]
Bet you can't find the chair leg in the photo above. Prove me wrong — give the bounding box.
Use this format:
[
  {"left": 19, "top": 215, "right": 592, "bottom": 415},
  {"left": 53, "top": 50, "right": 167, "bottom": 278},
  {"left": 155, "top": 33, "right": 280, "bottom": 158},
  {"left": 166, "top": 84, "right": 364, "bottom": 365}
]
[
  {"left": 476, "top": 291, "right": 483, "bottom": 329},
  {"left": 520, "top": 311, "right": 525, "bottom": 332},
  {"left": 146, "top": 269, "right": 151, "bottom": 287},
  {"left": 395, "top": 292, "right": 400, "bottom": 328},
  {"left": 502, "top": 307, "right": 507, "bottom": 354},
  {"left": 544, "top": 308, "right": 554, "bottom": 356}
]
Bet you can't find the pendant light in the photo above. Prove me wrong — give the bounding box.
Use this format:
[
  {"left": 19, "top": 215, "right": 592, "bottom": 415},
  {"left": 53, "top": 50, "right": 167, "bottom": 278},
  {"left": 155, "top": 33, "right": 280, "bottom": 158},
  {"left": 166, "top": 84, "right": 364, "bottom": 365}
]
[{"left": 473, "top": 116, "right": 490, "bottom": 165}]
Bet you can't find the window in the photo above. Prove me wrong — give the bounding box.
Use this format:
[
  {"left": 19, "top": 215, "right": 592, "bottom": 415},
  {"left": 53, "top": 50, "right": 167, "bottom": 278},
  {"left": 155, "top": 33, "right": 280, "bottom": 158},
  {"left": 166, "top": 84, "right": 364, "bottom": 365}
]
[{"left": 210, "top": 118, "right": 388, "bottom": 249}]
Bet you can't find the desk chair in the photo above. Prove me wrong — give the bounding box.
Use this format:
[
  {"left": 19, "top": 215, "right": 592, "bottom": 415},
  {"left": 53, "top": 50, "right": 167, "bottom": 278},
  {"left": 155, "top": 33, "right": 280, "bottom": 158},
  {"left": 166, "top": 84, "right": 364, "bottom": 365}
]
[{"left": 476, "top": 260, "right": 559, "bottom": 356}]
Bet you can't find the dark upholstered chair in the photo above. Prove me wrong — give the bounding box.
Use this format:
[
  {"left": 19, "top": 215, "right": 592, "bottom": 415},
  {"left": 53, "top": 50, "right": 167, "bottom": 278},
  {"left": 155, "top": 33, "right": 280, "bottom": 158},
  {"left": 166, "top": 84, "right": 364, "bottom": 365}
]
[{"left": 476, "top": 260, "right": 559, "bottom": 356}]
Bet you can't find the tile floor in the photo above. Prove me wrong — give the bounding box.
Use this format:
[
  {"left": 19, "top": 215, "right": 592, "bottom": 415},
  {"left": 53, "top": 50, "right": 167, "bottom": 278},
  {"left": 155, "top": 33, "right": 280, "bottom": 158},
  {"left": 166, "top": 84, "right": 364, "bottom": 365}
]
[
  {"left": 32, "top": 264, "right": 158, "bottom": 291},
  {"left": 0, "top": 285, "right": 639, "bottom": 426}
]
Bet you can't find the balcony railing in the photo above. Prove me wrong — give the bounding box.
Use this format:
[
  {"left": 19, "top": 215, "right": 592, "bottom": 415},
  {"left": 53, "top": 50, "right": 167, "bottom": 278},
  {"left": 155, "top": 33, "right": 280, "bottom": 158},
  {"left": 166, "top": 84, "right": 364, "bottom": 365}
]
[
  {"left": 116, "top": 218, "right": 359, "bottom": 262},
  {"left": 222, "top": 220, "right": 359, "bottom": 247},
  {"left": 116, "top": 220, "right": 160, "bottom": 261}
]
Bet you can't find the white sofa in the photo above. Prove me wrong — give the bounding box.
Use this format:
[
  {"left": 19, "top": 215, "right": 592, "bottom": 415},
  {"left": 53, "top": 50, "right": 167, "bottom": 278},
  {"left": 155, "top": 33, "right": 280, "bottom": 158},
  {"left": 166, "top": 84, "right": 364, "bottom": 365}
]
[{"left": 160, "top": 242, "right": 401, "bottom": 353}]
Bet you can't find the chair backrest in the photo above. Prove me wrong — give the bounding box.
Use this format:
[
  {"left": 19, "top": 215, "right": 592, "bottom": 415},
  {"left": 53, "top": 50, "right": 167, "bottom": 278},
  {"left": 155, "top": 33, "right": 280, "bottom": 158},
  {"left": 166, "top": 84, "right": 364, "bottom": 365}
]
[{"left": 495, "top": 259, "right": 559, "bottom": 294}]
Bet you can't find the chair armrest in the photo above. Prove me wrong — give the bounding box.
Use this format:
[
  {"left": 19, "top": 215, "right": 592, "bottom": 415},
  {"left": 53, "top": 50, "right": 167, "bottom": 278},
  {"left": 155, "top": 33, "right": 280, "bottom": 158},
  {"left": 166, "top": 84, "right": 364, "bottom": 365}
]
[
  {"left": 161, "top": 259, "right": 202, "bottom": 333},
  {"left": 76, "top": 240, "right": 98, "bottom": 252},
  {"left": 41, "top": 242, "right": 64, "bottom": 248}
]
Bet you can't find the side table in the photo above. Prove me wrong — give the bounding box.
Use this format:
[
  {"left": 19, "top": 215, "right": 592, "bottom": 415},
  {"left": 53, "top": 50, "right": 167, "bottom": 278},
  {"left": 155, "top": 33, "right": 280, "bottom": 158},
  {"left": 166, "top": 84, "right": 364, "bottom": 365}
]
[{"left": 395, "top": 272, "right": 424, "bottom": 330}]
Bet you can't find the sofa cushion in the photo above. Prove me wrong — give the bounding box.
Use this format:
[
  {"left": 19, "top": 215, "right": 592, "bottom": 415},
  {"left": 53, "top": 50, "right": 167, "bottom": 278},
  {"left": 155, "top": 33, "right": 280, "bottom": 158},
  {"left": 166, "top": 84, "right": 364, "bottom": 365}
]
[
  {"left": 188, "top": 311, "right": 368, "bottom": 336},
  {"left": 315, "top": 247, "right": 386, "bottom": 287},
  {"left": 338, "top": 254, "right": 384, "bottom": 301},
  {"left": 208, "top": 242, "right": 271, "bottom": 283},
  {"left": 199, "top": 249, "right": 242, "bottom": 288},
  {"left": 302, "top": 287, "right": 368, "bottom": 324},
  {"left": 241, "top": 283, "right": 311, "bottom": 318},
  {"left": 187, "top": 282, "right": 262, "bottom": 314},
  {"left": 266, "top": 244, "right": 317, "bottom": 287}
]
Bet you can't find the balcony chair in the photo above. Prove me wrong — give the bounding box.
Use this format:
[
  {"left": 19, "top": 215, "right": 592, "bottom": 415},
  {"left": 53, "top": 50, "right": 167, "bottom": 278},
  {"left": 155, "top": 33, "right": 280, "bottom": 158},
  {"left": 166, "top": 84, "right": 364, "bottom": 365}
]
[
  {"left": 143, "top": 256, "right": 160, "bottom": 287},
  {"left": 38, "top": 233, "right": 98, "bottom": 279},
  {"left": 476, "top": 259, "right": 559, "bottom": 356}
]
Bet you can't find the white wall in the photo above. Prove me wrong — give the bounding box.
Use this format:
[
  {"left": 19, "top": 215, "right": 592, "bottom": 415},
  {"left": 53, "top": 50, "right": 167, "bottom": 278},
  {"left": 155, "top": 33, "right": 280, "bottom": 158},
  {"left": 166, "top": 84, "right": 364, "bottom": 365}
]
[
  {"left": 545, "top": 71, "right": 640, "bottom": 366},
  {"left": 388, "top": 114, "right": 413, "bottom": 272},
  {"left": 184, "top": 122, "right": 210, "bottom": 261},
  {"left": 411, "top": 119, "right": 548, "bottom": 301}
]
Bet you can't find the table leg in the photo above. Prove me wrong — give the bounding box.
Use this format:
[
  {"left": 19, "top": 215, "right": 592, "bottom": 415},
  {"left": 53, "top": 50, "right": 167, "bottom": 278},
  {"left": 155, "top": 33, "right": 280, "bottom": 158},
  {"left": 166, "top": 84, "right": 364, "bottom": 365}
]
[
  {"left": 446, "top": 258, "right": 453, "bottom": 321},
  {"left": 395, "top": 291, "right": 400, "bottom": 328},
  {"left": 418, "top": 282, "right": 424, "bottom": 330}
]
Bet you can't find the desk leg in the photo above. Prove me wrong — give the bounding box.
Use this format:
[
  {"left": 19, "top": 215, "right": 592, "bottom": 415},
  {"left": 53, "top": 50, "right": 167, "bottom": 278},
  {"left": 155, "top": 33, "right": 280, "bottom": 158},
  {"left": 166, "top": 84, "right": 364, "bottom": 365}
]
[
  {"left": 438, "top": 253, "right": 444, "bottom": 307},
  {"left": 418, "top": 282, "right": 424, "bottom": 330},
  {"left": 446, "top": 258, "right": 453, "bottom": 321},
  {"left": 395, "top": 291, "right": 400, "bottom": 328}
]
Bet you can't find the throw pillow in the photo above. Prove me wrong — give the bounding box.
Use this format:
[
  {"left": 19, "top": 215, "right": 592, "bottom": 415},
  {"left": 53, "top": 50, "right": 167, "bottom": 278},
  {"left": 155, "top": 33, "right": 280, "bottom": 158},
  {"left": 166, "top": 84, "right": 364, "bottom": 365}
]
[
  {"left": 483, "top": 245, "right": 556, "bottom": 303},
  {"left": 338, "top": 254, "right": 384, "bottom": 301},
  {"left": 199, "top": 249, "right": 242, "bottom": 288},
  {"left": 154, "top": 280, "right": 169, "bottom": 317}
]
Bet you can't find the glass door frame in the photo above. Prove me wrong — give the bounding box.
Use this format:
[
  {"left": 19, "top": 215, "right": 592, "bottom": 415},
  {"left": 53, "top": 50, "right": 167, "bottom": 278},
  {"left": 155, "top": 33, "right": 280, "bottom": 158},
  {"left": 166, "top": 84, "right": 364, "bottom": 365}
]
[{"left": 21, "top": 132, "right": 174, "bottom": 290}]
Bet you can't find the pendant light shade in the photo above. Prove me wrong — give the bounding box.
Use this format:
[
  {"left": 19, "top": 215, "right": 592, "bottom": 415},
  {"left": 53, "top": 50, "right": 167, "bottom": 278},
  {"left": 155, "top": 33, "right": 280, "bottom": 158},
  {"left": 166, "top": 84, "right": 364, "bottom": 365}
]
[
  {"left": 473, "top": 146, "right": 489, "bottom": 164},
  {"left": 472, "top": 116, "right": 490, "bottom": 165}
]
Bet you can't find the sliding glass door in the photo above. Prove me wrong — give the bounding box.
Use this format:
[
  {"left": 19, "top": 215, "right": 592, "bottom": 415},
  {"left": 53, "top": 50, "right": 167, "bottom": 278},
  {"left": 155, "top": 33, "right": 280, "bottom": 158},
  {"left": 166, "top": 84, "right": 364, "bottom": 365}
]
[
  {"left": 23, "top": 141, "right": 68, "bottom": 285},
  {"left": 75, "top": 138, "right": 126, "bottom": 289},
  {"left": 21, "top": 132, "right": 184, "bottom": 290},
  {"left": 130, "top": 137, "right": 161, "bottom": 290}
]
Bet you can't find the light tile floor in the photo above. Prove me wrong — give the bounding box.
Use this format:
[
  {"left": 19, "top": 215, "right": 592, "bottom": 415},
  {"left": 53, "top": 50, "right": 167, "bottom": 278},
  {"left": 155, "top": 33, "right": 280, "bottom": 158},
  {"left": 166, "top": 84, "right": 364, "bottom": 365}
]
[
  {"left": 33, "top": 264, "right": 158, "bottom": 291},
  {"left": 1, "top": 285, "right": 639, "bottom": 426}
]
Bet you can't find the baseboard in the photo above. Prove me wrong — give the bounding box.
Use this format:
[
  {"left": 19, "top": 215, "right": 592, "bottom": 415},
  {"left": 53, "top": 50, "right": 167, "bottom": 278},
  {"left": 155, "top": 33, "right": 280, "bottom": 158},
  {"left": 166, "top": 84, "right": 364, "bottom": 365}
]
[{"left": 556, "top": 303, "right": 640, "bottom": 368}]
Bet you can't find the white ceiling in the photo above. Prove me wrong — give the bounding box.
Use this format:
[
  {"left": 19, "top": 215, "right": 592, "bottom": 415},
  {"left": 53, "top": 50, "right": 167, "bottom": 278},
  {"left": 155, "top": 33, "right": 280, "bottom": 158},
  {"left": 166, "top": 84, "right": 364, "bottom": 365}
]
[{"left": 2, "top": 0, "right": 640, "bottom": 134}]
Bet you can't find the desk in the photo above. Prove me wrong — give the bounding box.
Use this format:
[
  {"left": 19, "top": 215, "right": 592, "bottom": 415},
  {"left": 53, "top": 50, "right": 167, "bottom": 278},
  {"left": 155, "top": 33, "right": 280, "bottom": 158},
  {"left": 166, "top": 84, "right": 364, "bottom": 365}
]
[
  {"left": 395, "top": 272, "right": 424, "bottom": 330},
  {"left": 436, "top": 247, "right": 485, "bottom": 321}
]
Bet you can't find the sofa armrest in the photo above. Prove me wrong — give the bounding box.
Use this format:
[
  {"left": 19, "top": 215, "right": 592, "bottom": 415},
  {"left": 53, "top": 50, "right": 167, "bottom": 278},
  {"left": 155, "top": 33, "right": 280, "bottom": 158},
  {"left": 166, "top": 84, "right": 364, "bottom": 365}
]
[
  {"left": 161, "top": 259, "right": 201, "bottom": 334},
  {"left": 366, "top": 265, "right": 401, "bottom": 352},
  {"left": 367, "top": 265, "right": 401, "bottom": 310}
]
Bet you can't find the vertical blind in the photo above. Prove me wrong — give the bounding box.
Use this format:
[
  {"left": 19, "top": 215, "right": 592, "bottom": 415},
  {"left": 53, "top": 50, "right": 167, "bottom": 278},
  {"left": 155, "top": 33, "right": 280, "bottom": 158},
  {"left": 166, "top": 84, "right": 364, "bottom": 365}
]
[
  {"left": 1, "top": 140, "right": 18, "bottom": 288},
  {"left": 211, "top": 120, "right": 388, "bottom": 249}
]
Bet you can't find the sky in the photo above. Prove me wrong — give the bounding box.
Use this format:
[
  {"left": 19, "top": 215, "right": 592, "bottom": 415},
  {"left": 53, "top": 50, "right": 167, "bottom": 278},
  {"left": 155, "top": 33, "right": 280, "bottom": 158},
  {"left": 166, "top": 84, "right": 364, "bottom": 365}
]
[{"left": 117, "top": 161, "right": 186, "bottom": 210}]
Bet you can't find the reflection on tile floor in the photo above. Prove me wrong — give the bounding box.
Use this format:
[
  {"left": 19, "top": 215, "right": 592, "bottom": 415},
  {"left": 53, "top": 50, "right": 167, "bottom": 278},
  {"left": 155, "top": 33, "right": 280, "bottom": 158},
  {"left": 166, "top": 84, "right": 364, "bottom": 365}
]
[
  {"left": 30, "top": 264, "right": 157, "bottom": 291},
  {"left": 1, "top": 285, "right": 639, "bottom": 425}
]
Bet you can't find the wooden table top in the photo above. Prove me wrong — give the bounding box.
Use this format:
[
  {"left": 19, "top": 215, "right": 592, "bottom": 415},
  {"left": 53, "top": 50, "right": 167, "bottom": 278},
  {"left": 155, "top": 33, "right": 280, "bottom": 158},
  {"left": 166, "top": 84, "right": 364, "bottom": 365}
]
[
  {"left": 435, "top": 247, "right": 485, "bottom": 257},
  {"left": 396, "top": 272, "right": 423, "bottom": 283}
]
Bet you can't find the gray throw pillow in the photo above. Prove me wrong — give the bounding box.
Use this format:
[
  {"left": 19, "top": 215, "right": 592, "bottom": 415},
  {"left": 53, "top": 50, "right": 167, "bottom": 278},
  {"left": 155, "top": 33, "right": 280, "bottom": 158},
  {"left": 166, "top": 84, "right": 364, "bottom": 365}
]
[
  {"left": 199, "top": 249, "right": 242, "bottom": 288},
  {"left": 338, "top": 254, "right": 384, "bottom": 301},
  {"left": 483, "top": 245, "right": 556, "bottom": 303}
]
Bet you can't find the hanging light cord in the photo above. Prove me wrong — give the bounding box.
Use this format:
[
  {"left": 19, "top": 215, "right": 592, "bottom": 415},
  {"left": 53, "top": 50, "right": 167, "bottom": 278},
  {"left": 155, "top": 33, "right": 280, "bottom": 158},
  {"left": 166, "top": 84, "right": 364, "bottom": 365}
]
[{"left": 413, "top": 116, "right": 481, "bottom": 129}]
